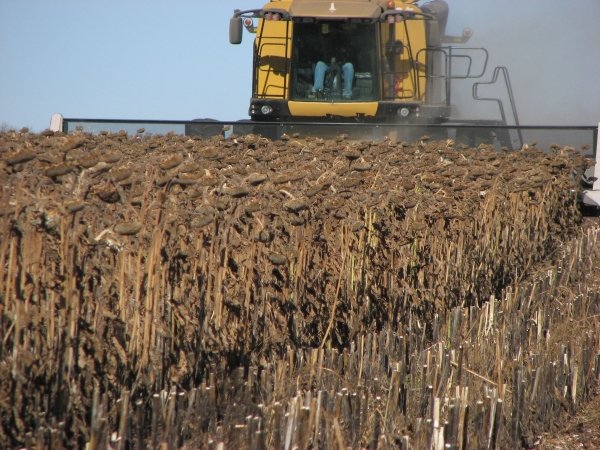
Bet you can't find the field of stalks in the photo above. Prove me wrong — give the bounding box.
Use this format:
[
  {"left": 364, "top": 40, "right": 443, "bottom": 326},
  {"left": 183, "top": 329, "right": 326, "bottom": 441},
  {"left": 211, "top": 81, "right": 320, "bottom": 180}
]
[{"left": 1, "top": 128, "right": 599, "bottom": 449}]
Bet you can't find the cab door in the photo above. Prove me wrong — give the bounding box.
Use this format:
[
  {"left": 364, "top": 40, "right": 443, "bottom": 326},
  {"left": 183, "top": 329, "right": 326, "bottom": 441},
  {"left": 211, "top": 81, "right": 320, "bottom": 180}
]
[
  {"left": 380, "top": 18, "right": 427, "bottom": 101},
  {"left": 254, "top": 16, "right": 292, "bottom": 99}
]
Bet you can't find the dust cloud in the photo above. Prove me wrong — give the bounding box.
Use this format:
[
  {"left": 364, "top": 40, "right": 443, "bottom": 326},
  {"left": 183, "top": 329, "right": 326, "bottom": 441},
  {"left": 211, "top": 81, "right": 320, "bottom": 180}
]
[{"left": 442, "top": 0, "right": 600, "bottom": 126}]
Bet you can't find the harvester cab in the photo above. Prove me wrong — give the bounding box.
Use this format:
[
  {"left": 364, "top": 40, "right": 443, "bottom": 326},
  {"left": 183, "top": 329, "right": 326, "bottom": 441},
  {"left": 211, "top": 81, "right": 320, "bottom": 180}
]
[{"left": 229, "top": 0, "right": 521, "bottom": 147}]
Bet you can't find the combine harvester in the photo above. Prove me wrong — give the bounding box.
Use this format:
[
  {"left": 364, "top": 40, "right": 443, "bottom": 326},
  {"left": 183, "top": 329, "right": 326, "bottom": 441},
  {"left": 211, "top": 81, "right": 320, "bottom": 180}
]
[
  {"left": 50, "top": 0, "right": 600, "bottom": 207},
  {"left": 224, "top": 0, "right": 519, "bottom": 146}
]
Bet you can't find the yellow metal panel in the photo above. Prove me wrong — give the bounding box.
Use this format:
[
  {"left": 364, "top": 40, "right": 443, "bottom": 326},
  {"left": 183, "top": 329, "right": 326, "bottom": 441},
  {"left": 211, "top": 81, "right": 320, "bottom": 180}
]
[
  {"left": 264, "top": 1, "right": 292, "bottom": 11},
  {"left": 288, "top": 101, "right": 379, "bottom": 117},
  {"left": 256, "top": 20, "right": 292, "bottom": 98}
]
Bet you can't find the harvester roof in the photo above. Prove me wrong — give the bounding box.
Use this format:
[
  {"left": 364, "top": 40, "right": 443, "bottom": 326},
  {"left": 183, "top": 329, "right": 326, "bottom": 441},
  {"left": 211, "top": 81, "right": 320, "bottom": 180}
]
[{"left": 266, "top": 0, "right": 420, "bottom": 20}]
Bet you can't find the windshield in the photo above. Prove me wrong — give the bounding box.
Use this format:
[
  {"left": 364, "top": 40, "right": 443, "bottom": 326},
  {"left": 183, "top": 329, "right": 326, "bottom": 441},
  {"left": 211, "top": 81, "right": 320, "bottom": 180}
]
[{"left": 290, "top": 21, "right": 379, "bottom": 102}]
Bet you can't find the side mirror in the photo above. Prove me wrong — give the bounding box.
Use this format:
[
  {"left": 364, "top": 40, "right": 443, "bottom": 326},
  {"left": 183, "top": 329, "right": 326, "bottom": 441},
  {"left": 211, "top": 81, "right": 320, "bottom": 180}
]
[{"left": 230, "top": 16, "right": 243, "bottom": 44}]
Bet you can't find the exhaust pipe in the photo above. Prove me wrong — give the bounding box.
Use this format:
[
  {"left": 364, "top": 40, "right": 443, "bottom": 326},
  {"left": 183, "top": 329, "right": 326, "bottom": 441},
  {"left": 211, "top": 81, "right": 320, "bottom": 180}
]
[{"left": 421, "top": 0, "right": 449, "bottom": 36}]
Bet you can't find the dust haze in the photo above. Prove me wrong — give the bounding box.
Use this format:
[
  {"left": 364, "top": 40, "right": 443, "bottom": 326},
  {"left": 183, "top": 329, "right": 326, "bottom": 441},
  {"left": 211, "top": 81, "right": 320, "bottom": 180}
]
[{"left": 442, "top": 0, "right": 600, "bottom": 126}]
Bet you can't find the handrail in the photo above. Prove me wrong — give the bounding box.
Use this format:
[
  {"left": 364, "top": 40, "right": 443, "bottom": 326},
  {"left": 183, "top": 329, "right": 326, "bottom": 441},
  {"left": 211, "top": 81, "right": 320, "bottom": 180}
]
[
  {"left": 447, "top": 47, "right": 489, "bottom": 79},
  {"left": 473, "top": 66, "right": 523, "bottom": 147}
]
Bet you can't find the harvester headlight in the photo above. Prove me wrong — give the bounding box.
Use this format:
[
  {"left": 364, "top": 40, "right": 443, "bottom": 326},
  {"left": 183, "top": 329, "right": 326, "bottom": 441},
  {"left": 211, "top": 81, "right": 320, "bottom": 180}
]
[
  {"left": 260, "top": 105, "right": 273, "bottom": 115},
  {"left": 399, "top": 107, "right": 410, "bottom": 118}
]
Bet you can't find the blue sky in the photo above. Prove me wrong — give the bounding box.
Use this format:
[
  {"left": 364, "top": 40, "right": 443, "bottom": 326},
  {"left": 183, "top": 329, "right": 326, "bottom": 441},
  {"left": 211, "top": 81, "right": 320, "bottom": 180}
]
[
  {"left": 1, "top": 0, "right": 599, "bottom": 131},
  {"left": 0, "top": 0, "right": 254, "bottom": 130}
]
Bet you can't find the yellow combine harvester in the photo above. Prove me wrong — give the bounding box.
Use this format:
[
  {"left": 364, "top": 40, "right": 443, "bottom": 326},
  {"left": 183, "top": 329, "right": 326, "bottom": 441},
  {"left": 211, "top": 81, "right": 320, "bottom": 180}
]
[{"left": 230, "top": 0, "right": 482, "bottom": 125}]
